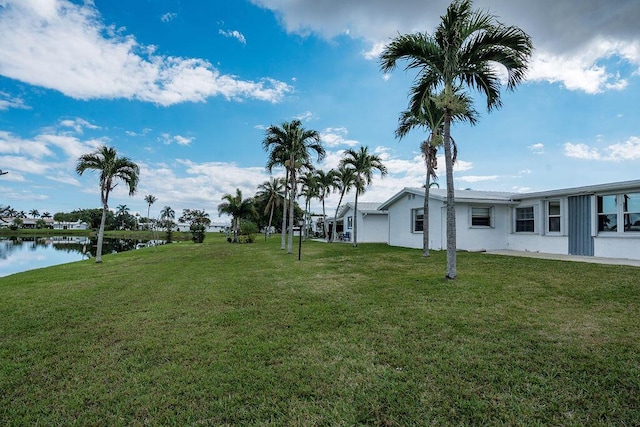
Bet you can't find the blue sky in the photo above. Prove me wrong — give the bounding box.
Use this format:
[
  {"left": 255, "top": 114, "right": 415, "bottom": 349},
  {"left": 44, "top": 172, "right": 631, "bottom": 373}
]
[{"left": 1, "top": 0, "right": 639, "bottom": 220}]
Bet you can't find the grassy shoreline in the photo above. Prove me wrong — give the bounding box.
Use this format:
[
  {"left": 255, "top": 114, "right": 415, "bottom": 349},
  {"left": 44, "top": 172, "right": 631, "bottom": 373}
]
[
  {"left": 1, "top": 234, "right": 638, "bottom": 424},
  {"left": 0, "top": 228, "right": 193, "bottom": 241}
]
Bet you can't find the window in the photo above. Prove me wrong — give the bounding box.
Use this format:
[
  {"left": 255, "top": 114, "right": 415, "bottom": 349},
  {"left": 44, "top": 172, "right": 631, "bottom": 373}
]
[
  {"left": 623, "top": 193, "right": 640, "bottom": 232},
  {"left": 412, "top": 208, "right": 424, "bottom": 232},
  {"left": 547, "top": 200, "right": 561, "bottom": 233},
  {"left": 515, "top": 207, "right": 534, "bottom": 232},
  {"left": 471, "top": 207, "right": 491, "bottom": 227},
  {"left": 597, "top": 195, "right": 617, "bottom": 232},
  {"left": 347, "top": 216, "right": 353, "bottom": 229}
]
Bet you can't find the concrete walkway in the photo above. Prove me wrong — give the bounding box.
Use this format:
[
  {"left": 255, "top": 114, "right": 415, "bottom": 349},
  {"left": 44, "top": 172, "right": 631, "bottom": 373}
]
[{"left": 485, "top": 250, "right": 640, "bottom": 267}]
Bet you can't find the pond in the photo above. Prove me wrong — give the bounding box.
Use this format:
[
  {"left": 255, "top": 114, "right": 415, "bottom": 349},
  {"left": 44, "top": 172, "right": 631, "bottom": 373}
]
[{"left": 0, "top": 236, "right": 164, "bottom": 278}]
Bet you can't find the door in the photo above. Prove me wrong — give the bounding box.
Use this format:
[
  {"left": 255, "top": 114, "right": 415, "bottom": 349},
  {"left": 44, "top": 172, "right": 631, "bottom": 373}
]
[{"left": 568, "top": 195, "right": 594, "bottom": 256}]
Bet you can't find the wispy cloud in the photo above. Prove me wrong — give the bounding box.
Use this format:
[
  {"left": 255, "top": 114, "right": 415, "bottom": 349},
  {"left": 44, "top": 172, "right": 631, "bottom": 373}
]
[
  {"left": 564, "top": 136, "right": 640, "bottom": 161},
  {"left": 159, "top": 133, "right": 194, "bottom": 146},
  {"left": 219, "top": 29, "right": 247, "bottom": 45},
  {"left": 0, "top": 91, "right": 30, "bottom": 110},
  {"left": 0, "top": 0, "right": 291, "bottom": 105},
  {"left": 161, "top": 12, "right": 176, "bottom": 22},
  {"left": 528, "top": 143, "right": 545, "bottom": 154},
  {"left": 320, "top": 127, "right": 359, "bottom": 147}
]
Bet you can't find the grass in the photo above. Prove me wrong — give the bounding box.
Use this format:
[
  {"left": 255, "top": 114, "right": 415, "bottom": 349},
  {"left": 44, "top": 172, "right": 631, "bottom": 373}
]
[
  {"left": 0, "top": 228, "right": 193, "bottom": 241},
  {"left": 1, "top": 234, "right": 639, "bottom": 425}
]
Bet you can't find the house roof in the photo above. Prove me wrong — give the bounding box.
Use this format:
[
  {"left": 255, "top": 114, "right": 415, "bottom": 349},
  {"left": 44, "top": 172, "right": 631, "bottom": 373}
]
[
  {"left": 513, "top": 179, "right": 640, "bottom": 200},
  {"left": 336, "top": 202, "right": 387, "bottom": 219},
  {"left": 378, "top": 187, "right": 515, "bottom": 210}
]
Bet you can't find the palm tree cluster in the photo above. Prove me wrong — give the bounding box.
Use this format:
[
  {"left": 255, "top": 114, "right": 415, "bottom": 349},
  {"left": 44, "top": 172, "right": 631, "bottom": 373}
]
[{"left": 380, "top": 0, "right": 532, "bottom": 278}]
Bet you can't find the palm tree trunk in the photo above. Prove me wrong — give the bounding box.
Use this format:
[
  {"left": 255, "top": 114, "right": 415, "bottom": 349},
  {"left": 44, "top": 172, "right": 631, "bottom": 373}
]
[
  {"left": 423, "top": 175, "right": 431, "bottom": 258},
  {"left": 321, "top": 199, "right": 327, "bottom": 239},
  {"left": 281, "top": 170, "right": 289, "bottom": 250},
  {"left": 287, "top": 164, "right": 295, "bottom": 254},
  {"left": 266, "top": 203, "right": 274, "bottom": 241},
  {"left": 96, "top": 203, "right": 107, "bottom": 263},
  {"left": 331, "top": 190, "right": 346, "bottom": 243},
  {"left": 352, "top": 185, "right": 359, "bottom": 247},
  {"left": 443, "top": 111, "right": 456, "bottom": 279}
]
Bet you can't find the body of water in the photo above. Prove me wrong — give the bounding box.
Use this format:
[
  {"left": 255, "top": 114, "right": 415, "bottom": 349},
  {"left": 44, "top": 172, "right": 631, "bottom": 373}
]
[{"left": 0, "top": 236, "right": 163, "bottom": 278}]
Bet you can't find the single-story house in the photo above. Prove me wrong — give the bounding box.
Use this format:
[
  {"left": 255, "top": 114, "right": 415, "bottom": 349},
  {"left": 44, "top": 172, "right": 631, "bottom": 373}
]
[
  {"left": 376, "top": 180, "right": 640, "bottom": 261},
  {"left": 329, "top": 202, "right": 389, "bottom": 243}
]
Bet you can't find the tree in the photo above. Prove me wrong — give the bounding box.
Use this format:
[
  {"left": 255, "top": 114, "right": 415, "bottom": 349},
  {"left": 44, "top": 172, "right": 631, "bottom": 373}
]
[
  {"left": 116, "top": 204, "right": 130, "bottom": 230},
  {"left": 340, "top": 146, "right": 388, "bottom": 247},
  {"left": 144, "top": 194, "right": 157, "bottom": 230},
  {"left": 314, "top": 169, "right": 340, "bottom": 239},
  {"left": 41, "top": 212, "right": 52, "bottom": 219},
  {"left": 396, "top": 94, "right": 476, "bottom": 257},
  {"left": 298, "top": 170, "right": 318, "bottom": 239},
  {"left": 330, "top": 165, "right": 355, "bottom": 242},
  {"left": 218, "top": 189, "right": 257, "bottom": 243},
  {"left": 179, "top": 209, "right": 210, "bottom": 243},
  {"left": 256, "top": 177, "right": 285, "bottom": 239},
  {"left": 76, "top": 145, "right": 140, "bottom": 263},
  {"left": 29, "top": 209, "right": 39, "bottom": 219},
  {"left": 159, "top": 205, "right": 175, "bottom": 240},
  {"left": 263, "top": 120, "right": 325, "bottom": 254},
  {"left": 380, "top": 0, "right": 532, "bottom": 278}
]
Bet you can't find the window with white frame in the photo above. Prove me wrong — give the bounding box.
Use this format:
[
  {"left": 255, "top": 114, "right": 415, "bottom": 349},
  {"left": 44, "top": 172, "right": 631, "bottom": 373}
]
[
  {"left": 623, "top": 193, "right": 640, "bottom": 232},
  {"left": 515, "top": 206, "right": 534, "bottom": 232},
  {"left": 597, "top": 195, "right": 617, "bottom": 232},
  {"left": 412, "top": 208, "right": 424, "bottom": 232},
  {"left": 547, "top": 200, "right": 561, "bottom": 233},
  {"left": 347, "top": 216, "right": 353, "bottom": 229},
  {"left": 471, "top": 207, "right": 492, "bottom": 227}
]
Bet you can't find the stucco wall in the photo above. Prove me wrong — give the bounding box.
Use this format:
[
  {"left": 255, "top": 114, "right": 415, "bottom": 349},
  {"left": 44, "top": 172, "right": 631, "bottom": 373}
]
[{"left": 594, "top": 236, "right": 640, "bottom": 260}]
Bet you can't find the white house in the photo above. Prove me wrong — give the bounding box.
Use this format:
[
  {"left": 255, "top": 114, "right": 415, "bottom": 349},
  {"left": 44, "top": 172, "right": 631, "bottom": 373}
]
[
  {"left": 377, "top": 180, "right": 640, "bottom": 261},
  {"left": 330, "top": 202, "right": 389, "bottom": 243}
]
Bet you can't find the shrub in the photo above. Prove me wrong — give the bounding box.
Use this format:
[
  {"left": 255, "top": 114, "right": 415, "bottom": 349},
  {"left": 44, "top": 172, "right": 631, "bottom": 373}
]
[{"left": 190, "top": 223, "right": 206, "bottom": 243}]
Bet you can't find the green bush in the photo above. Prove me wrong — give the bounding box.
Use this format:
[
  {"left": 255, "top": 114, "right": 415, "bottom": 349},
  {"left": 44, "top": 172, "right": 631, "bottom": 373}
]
[{"left": 190, "top": 223, "right": 206, "bottom": 243}]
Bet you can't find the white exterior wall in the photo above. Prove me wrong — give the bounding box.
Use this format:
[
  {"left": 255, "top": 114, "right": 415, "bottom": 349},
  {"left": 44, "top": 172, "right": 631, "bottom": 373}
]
[
  {"left": 387, "top": 194, "right": 439, "bottom": 249},
  {"left": 507, "top": 234, "right": 569, "bottom": 254},
  {"left": 341, "top": 205, "right": 388, "bottom": 243},
  {"left": 453, "top": 204, "right": 511, "bottom": 251},
  {"left": 360, "top": 213, "right": 389, "bottom": 243},
  {"left": 594, "top": 236, "right": 640, "bottom": 260}
]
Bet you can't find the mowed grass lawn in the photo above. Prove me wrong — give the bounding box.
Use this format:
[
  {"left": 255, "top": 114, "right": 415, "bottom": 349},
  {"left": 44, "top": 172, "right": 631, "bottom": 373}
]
[{"left": 1, "top": 234, "right": 638, "bottom": 425}]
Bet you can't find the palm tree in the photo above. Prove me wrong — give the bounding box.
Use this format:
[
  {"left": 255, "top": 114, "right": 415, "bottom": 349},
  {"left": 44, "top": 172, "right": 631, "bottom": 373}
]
[
  {"left": 218, "top": 189, "right": 256, "bottom": 243},
  {"left": 41, "top": 212, "right": 52, "bottom": 219},
  {"left": 315, "top": 169, "right": 340, "bottom": 239},
  {"left": 380, "top": 0, "right": 532, "bottom": 278},
  {"left": 263, "top": 120, "right": 325, "bottom": 254},
  {"left": 76, "top": 145, "right": 140, "bottom": 263},
  {"left": 396, "top": 94, "right": 477, "bottom": 257},
  {"left": 144, "top": 194, "right": 157, "bottom": 230},
  {"left": 160, "top": 205, "right": 175, "bottom": 238},
  {"left": 330, "top": 165, "right": 355, "bottom": 242},
  {"left": 116, "top": 204, "right": 130, "bottom": 230},
  {"left": 298, "top": 170, "right": 318, "bottom": 239},
  {"left": 340, "top": 146, "right": 388, "bottom": 247},
  {"left": 29, "top": 209, "right": 39, "bottom": 219},
  {"left": 256, "top": 177, "right": 285, "bottom": 240}
]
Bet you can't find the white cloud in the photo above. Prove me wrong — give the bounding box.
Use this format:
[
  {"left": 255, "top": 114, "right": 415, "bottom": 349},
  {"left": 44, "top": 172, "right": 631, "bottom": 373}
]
[
  {"left": 219, "top": 29, "right": 247, "bottom": 45},
  {"left": 0, "top": 0, "right": 291, "bottom": 105},
  {"left": 457, "top": 175, "right": 500, "bottom": 183},
  {"left": 528, "top": 143, "right": 545, "bottom": 154},
  {"left": 564, "top": 136, "right": 640, "bottom": 161},
  {"left": 59, "top": 118, "right": 100, "bottom": 134},
  {"left": 320, "top": 127, "right": 359, "bottom": 147},
  {"left": 0, "top": 91, "right": 29, "bottom": 110},
  {"left": 159, "top": 133, "right": 194, "bottom": 146},
  {"left": 161, "top": 12, "right": 177, "bottom": 22},
  {"left": 294, "top": 111, "right": 314, "bottom": 121}
]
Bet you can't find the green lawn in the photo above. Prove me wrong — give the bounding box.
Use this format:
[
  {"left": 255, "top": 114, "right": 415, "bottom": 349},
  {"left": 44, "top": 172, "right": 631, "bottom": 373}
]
[{"left": 1, "top": 234, "right": 638, "bottom": 425}]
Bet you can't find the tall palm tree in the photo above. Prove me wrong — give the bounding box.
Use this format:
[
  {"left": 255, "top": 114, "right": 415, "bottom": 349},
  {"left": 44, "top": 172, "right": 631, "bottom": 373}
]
[
  {"left": 263, "top": 120, "right": 325, "bottom": 254},
  {"left": 314, "top": 169, "right": 340, "bottom": 239},
  {"left": 29, "top": 209, "right": 39, "bottom": 219},
  {"left": 330, "top": 165, "right": 355, "bottom": 242},
  {"left": 144, "top": 194, "right": 157, "bottom": 230},
  {"left": 380, "top": 0, "right": 532, "bottom": 278},
  {"left": 256, "top": 177, "right": 285, "bottom": 239},
  {"left": 41, "top": 212, "right": 52, "bottom": 219},
  {"left": 396, "top": 94, "right": 477, "bottom": 257},
  {"left": 340, "top": 146, "right": 388, "bottom": 247},
  {"left": 76, "top": 145, "right": 139, "bottom": 263},
  {"left": 218, "top": 189, "right": 256, "bottom": 243}
]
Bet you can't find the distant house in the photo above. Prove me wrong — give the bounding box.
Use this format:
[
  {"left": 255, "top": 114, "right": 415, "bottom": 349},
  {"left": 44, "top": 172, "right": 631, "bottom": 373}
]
[
  {"left": 377, "top": 180, "right": 640, "bottom": 261},
  {"left": 173, "top": 222, "right": 229, "bottom": 233},
  {"left": 52, "top": 220, "right": 88, "bottom": 230},
  {"left": 329, "top": 202, "right": 389, "bottom": 243}
]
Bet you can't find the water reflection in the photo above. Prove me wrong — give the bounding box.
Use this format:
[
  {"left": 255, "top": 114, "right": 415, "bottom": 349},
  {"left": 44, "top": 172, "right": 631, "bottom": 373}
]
[{"left": 0, "top": 236, "right": 164, "bottom": 277}]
